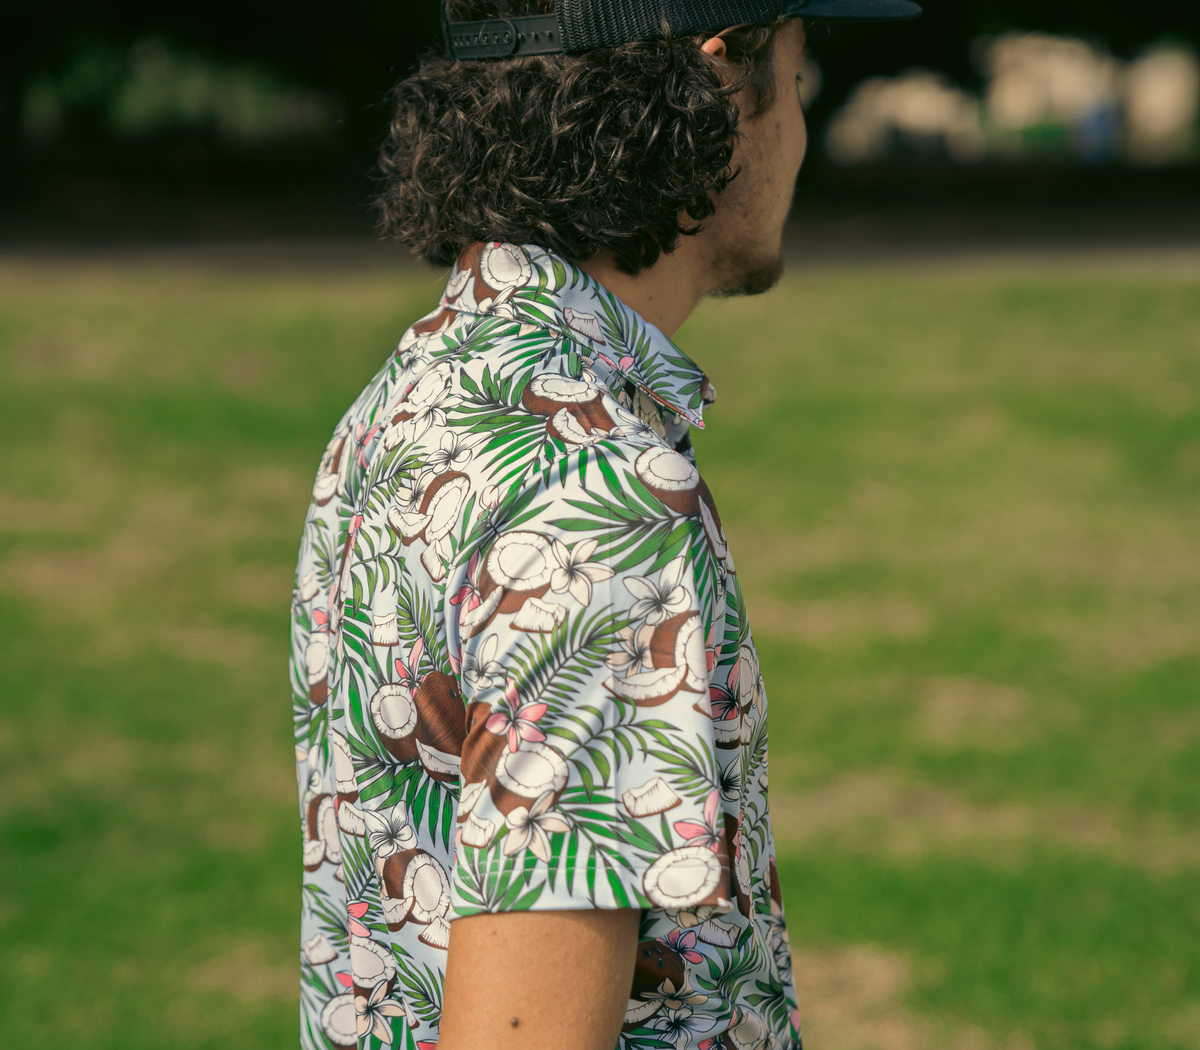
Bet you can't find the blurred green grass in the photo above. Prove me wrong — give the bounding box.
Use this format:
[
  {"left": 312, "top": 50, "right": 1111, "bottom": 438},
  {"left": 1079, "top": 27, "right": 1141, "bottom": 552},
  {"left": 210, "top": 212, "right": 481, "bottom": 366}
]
[{"left": 1, "top": 255, "right": 1197, "bottom": 1050}]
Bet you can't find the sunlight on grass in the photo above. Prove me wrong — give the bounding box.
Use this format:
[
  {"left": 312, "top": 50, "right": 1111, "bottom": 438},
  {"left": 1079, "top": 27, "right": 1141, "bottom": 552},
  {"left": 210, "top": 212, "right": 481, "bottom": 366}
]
[{"left": 1, "top": 255, "right": 1197, "bottom": 1049}]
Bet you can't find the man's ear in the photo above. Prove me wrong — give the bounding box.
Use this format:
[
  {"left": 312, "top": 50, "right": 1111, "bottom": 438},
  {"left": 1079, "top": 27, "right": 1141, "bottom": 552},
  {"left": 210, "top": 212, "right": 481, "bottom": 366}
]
[{"left": 700, "top": 36, "right": 728, "bottom": 59}]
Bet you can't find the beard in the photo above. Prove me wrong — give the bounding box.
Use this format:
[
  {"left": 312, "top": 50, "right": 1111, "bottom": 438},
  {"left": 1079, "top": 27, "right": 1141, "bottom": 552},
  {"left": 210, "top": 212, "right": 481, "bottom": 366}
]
[{"left": 707, "top": 245, "right": 785, "bottom": 299}]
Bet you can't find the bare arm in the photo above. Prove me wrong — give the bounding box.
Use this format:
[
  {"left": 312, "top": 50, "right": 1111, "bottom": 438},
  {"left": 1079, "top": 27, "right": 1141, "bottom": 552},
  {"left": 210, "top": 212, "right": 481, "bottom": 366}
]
[{"left": 436, "top": 908, "right": 640, "bottom": 1050}]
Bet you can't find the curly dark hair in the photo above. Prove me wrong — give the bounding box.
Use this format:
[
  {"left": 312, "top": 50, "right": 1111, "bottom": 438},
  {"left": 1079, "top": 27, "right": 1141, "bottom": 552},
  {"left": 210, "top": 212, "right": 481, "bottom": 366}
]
[{"left": 376, "top": 1, "right": 788, "bottom": 275}]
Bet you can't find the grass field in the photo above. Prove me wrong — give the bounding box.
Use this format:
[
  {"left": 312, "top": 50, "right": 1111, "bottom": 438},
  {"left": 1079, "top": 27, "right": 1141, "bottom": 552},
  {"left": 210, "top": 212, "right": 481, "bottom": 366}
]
[{"left": 1, "top": 250, "right": 1198, "bottom": 1050}]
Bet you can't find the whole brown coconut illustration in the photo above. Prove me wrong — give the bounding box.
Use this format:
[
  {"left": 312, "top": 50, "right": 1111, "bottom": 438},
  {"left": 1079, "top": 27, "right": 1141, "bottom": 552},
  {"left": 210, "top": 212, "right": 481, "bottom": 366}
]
[
  {"left": 603, "top": 610, "right": 706, "bottom": 707},
  {"left": 370, "top": 671, "right": 467, "bottom": 781},
  {"left": 623, "top": 939, "right": 687, "bottom": 1029},
  {"left": 521, "top": 373, "right": 618, "bottom": 445},
  {"left": 411, "top": 671, "right": 468, "bottom": 782}
]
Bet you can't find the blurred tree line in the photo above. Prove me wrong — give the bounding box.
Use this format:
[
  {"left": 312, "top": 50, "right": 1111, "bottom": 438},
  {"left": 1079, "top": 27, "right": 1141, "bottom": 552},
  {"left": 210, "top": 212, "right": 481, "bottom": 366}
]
[{"left": 2, "top": 0, "right": 1197, "bottom": 235}]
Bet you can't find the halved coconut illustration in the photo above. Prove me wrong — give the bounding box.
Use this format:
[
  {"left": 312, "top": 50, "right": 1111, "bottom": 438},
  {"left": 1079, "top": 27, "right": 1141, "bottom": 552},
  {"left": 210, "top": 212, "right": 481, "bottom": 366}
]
[
  {"left": 725, "top": 812, "right": 752, "bottom": 919},
  {"left": 446, "top": 241, "right": 532, "bottom": 311},
  {"left": 419, "top": 915, "right": 451, "bottom": 950},
  {"left": 337, "top": 800, "right": 366, "bottom": 838},
  {"left": 386, "top": 362, "right": 452, "bottom": 427},
  {"left": 306, "top": 631, "right": 330, "bottom": 706},
  {"left": 372, "top": 611, "right": 399, "bottom": 648},
  {"left": 312, "top": 429, "right": 351, "bottom": 506},
  {"left": 462, "top": 530, "right": 557, "bottom": 638},
  {"left": 348, "top": 934, "right": 396, "bottom": 1000},
  {"left": 521, "top": 374, "right": 617, "bottom": 445},
  {"left": 697, "top": 917, "right": 740, "bottom": 949},
  {"left": 621, "top": 777, "right": 681, "bottom": 818},
  {"left": 319, "top": 992, "right": 358, "bottom": 1050},
  {"left": 302, "top": 932, "right": 339, "bottom": 966},
  {"left": 768, "top": 857, "right": 784, "bottom": 918},
  {"left": 398, "top": 306, "right": 456, "bottom": 355},
  {"left": 603, "top": 611, "right": 705, "bottom": 707},
  {"left": 727, "top": 1008, "right": 769, "bottom": 1050},
  {"left": 563, "top": 307, "right": 605, "bottom": 345},
  {"left": 298, "top": 568, "right": 320, "bottom": 602},
  {"left": 511, "top": 596, "right": 567, "bottom": 633},
  {"left": 386, "top": 470, "right": 471, "bottom": 583},
  {"left": 304, "top": 793, "right": 338, "bottom": 871},
  {"left": 375, "top": 849, "right": 451, "bottom": 935},
  {"left": 623, "top": 940, "right": 686, "bottom": 1030},
  {"left": 370, "top": 683, "right": 418, "bottom": 763},
  {"left": 328, "top": 729, "right": 358, "bottom": 803},
  {"left": 490, "top": 741, "right": 569, "bottom": 817},
  {"left": 459, "top": 810, "right": 497, "bottom": 848},
  {"left": 642, "top": 844, "right": 727, "bottom": 910},
  {"left": 634, "top": 447, "right": 702, "bottom": 515}
]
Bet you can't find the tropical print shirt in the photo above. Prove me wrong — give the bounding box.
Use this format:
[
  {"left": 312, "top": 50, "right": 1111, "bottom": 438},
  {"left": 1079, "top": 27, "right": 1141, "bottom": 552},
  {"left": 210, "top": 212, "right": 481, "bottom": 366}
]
[{"left": 290, "top": 242, "right": 801, "bottom": 1050}]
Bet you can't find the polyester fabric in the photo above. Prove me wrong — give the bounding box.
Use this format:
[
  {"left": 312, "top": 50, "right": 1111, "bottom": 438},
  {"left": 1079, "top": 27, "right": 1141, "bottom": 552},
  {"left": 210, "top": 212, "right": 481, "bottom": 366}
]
[{"left": 290, "top": 242, "right": 801, "bottom": 1050}]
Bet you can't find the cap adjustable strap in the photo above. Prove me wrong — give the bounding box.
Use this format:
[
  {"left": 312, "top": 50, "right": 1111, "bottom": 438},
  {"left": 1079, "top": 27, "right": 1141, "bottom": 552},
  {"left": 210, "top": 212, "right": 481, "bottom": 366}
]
[
  {"left": 443, "top": 0, "right": 785, "bottom": 59},
  {"left": 445, "top": 13, "right": 565, "bottom": 59}
]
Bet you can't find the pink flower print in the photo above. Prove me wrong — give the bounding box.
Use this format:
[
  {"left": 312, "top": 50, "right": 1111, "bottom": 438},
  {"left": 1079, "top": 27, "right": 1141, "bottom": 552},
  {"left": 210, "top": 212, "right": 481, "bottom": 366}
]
[
  {"left": 673, "top": 789, "right": 722, "bottom": 852},
  {"left": 449, "top": 549, "right": 482, "bottom": 614},
  {"left": 709, "top": 680, "right": 738, "bottom": 726},
  {"left": 313, "top": 608, "right": 329, "bottom": 628},
  {"left": 705, "top": 621, "right": 721, "bottom": 673},
  {"left": 353, "top": 421, "right": 380, "bottom": 469},
  {"left": 659, "top": 927, "right": 704, "bottom": 964},
  {"left": 335, "top": 971, "right": 354, "bottom": 989},
  {"left": 619, "top": 355, "right": 635, "bottom": 372},
  {"left": 485, "top": 677, "right": 548, "bottom": 753},
  {"left": 347, "top": 900, "right": 371, "bottom": 938},
  {"left": 394, "top": 637, "right": 425, "bottom": 692}
]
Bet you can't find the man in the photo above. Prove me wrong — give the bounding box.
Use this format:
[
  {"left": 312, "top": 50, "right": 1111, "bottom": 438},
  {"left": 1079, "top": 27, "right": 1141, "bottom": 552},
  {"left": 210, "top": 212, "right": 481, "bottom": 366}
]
[{"left": 290, "top": 2, "right": 920, "bottom": 1048}]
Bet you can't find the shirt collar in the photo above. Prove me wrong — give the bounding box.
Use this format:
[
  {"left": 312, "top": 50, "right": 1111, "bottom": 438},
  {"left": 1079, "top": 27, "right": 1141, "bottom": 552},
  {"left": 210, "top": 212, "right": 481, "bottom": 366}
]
[{"left": 439, "top": 241, "right": 710, "bottom": 429}]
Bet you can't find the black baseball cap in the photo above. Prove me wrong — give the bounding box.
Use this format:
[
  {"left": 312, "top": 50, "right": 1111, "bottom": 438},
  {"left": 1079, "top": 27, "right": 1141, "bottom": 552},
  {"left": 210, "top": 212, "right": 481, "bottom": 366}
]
[{"left": 445, "top": 0, "right": 922, "bottom": 61}]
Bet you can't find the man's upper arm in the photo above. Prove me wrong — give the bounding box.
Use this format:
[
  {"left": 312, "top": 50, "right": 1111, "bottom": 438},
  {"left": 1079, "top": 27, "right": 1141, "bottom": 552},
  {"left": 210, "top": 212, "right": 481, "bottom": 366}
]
[{"left": 437, "top": 908, "right": 640, "bottom": 1050}]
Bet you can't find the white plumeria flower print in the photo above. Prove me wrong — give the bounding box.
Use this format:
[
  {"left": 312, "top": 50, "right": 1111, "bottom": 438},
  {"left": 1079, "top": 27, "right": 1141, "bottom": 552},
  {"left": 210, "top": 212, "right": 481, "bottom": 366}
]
[
  {"left": 355, "top": 980, "right": 406, "bottom": 1043},
  {"left": 550, "top": 537, "right": 614, "bottom": 606},
  {"left": 395, "top": 470, "right": 433, "bottom": 513},
  {"left": 462, "top": 633, "right": 505, "bottom": 693},
  {"left": 502, "top": 790, "right": 570, "bottom": 863},
  {"left": 363, "top": 802, "right": 417, "bottom": 859},
  {"left": 623, "top": 554, "right": 690, "bottom": 625},
  {"left": 427, "top": 430, "right": 475, "bottom": 474},
  {"left": 605, "top": 622, "right": 656, "bottom": 672}
]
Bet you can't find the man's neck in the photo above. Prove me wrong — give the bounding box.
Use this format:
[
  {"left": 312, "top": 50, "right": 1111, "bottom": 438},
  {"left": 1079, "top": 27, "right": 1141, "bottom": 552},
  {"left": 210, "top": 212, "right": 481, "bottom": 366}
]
[{"left": 578, "top": 247, "right": 707, "bottom": 339}]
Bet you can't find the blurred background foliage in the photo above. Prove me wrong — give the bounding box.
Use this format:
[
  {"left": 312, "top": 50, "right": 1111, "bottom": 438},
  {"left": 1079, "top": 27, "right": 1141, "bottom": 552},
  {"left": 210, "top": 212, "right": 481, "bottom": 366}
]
[{"left": 3, "top": 0, "right": 1200, "bottom": 243}]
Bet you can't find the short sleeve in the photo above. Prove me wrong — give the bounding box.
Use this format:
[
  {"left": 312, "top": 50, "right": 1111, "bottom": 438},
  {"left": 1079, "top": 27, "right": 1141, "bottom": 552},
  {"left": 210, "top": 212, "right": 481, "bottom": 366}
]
[{"left": 446, "top": 442, "right": 736, "bottom": 920}]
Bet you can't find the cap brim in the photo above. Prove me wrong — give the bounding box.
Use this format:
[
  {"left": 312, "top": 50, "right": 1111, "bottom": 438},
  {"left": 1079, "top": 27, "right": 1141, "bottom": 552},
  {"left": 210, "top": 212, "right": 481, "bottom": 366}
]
[{"left": 787, "top": 0, "right": 922, "bottom": 19}]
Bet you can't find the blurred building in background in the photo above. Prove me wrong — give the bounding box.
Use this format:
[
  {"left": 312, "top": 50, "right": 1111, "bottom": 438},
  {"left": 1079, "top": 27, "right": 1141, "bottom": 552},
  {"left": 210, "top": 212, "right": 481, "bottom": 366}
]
[
  {"left": 2, "top": 1, "right": 1199, "bottom": 244},
  {"left": 825, "top": 33, "right": 1199, "bottom": 167}
]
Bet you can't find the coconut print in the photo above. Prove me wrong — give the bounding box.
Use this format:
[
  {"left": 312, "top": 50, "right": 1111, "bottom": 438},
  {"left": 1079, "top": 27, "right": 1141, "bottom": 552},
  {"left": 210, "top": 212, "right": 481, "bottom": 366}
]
[{"left": 291, "top": 243, "right": 801, "bottom": 1049}]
